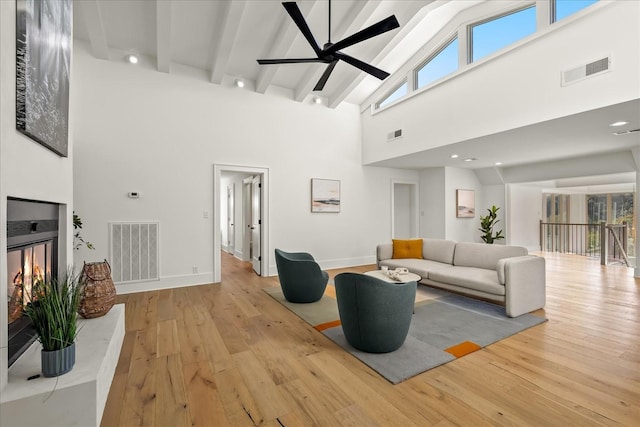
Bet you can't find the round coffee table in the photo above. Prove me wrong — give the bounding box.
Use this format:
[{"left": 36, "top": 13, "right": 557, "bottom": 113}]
[{"left": 364, "top": 270, "right": 421, "bottom": 283}]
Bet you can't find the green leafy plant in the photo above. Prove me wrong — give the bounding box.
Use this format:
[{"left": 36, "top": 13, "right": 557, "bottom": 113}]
[
  {"left": 73, "top": 212, "right": 94, "bottom": 250},
  {"left": 479, "top": 205, "right": 504, "bottom": 244},
  {"left": 23, "top": 273, "right": 82, "bottom": 351}
]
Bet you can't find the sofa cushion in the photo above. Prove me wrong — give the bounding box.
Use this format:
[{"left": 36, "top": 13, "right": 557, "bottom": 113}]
[
  {"left": 379, "top": 259, "right": 453, "bottom": 279},
  {"left": 429, "top": 266, "right": 506, "bottom": 296},
  {"left": 453, "top": 242, "right": 527, "bottom": 270},
  {"left": 392, "top": 239, "right": 423, "bottom": 259},
  {"left": 422, "top": 238, "right": 456, "bottom": 264}
]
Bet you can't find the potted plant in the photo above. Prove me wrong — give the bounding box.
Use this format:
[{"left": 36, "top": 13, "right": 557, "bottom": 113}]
[
  {"left": 479, "top": 205, "right": 505, "bottom": 244},
  {"left": 23, "top": 273, "right": 82, "bottom": 377}
]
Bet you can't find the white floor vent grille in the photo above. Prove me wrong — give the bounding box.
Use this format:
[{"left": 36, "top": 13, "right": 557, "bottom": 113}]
[{"left": 109, "top": 222, "right": 159, "bottom": 284}]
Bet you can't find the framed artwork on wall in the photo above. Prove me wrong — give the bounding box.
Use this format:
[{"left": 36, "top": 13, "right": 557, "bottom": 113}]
[
  {"left": 311, "top": 179, "right": 340, "bottom": 213},
  {"left": 456, "top": 189, "right": 475, "bottom": 218},
  {"left": 16, "top": 0, "right": 72, "bottom": 157}
]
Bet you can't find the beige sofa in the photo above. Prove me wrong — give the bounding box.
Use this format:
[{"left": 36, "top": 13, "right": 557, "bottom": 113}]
[{"left": 376, "top": 238, "right": 545, "bottom": 317}]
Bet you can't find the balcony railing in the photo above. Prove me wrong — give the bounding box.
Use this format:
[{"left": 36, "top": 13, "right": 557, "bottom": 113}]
[{"left": 540, "top": 221, "right": 631, "bottom": 266}]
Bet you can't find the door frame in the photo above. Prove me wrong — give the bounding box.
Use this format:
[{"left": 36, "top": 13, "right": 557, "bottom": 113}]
[
  {"left": 214, "top": 164, "right": 269, "bottom": 283},
  {"left": 391, "top": 179, "right": 419, "bottom": 238}
]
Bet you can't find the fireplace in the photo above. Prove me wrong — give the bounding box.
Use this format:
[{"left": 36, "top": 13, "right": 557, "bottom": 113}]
[{"left": 6, "top": 198, "right": 58, "bottom": 366}]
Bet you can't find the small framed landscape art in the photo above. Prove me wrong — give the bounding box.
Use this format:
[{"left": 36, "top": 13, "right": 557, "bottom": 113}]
[
  {"left": 456, "top": 189, "right": 475, "bottom": 218},
  {"left": 311, "top": 179, "right": 340, "bottom": 213},
  {"left": 16, "top": 0, "right": 72, "bottom": 157}
]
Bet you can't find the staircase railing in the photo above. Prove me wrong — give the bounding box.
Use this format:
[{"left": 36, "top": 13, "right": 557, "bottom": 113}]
[{"left": 540, "top": 221, "right": 630, "bottom": 266}]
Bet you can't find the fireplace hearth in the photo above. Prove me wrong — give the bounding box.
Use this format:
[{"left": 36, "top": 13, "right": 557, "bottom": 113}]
[{"left": 6, "top": 198, "right": 59, "bottom": 366}]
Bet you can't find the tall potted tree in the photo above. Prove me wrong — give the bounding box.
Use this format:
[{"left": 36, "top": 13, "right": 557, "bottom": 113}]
[
  {"left": 23, "top": 273, "right": 82, "bottom": 377},
  {"left": 479, "top": 205, "right": 505, "bottom": 244}
]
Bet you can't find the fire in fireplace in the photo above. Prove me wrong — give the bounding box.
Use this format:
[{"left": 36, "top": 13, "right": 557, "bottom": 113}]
[{"left": 7, "top": 198, "right": 59, "bottom": 366}]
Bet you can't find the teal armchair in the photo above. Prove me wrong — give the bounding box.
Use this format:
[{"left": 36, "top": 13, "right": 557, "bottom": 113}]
[
  {"left": 274, "top": 249, "right": 329, "bottom": 303},
  {"left": 335, "top": 272, "right": 416, "bottom": 353}
]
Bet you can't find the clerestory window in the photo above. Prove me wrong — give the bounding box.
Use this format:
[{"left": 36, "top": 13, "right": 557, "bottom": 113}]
[
  {"left": 376, "top": 81, "right": 408, "bottom": 109},
  {"left": 553, "top": 0, "right": 598, "bottom": 23},
  {"left": 416, "top": 37, "right": 459, "bottom": 90},
  {"left": 469, "top": 5, "right": 536, "bottom": 63}
]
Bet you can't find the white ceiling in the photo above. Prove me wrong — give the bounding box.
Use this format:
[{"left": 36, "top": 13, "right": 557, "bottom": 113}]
[
  {"left": 73, "top": 0, "right": 639, "bottom": 177},
  {"left": 73, "top": 0, "right": 482, "bottom": 107}
]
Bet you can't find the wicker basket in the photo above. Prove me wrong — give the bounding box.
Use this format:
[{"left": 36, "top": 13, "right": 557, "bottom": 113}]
[{"left": 78, "top": 260, "right": 116, "bottom": 319}]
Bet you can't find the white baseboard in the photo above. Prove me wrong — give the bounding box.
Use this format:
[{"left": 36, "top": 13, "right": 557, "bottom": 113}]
[
  {"left": 115, "top": 273, "right": 215, "bottom": 294},
  {"left": 267, "top": 256, "right": 377, "bottom": 277}
]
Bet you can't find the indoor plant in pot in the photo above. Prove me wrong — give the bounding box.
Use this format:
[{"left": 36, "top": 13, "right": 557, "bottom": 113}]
[
  {"left": 479, "top": 205, "right": 505, "bottom": 244},
  {"left": 23, "top": 273, "right": 82, "bottom": 377}
]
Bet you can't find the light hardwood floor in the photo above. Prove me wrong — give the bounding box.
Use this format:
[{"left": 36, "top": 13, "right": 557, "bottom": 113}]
[{"left": 101, "top": 252, "right": 639, "bottom": 426}]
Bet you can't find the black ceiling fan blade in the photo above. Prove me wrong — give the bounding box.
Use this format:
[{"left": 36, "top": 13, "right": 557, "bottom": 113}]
[
  {"left": 334, "top": 52, "right": 389, "bottom": 80},
  {"left": 313, "top": 60, "right": 338, "bottom": 91},
  {"left": 326, "top": 15, "right": 399, "bottom": 54},
  {"left": 257, "top": 58, "right": 325, "bottom": 64},
  {"left": 282, "top": 2, "right": 322, "bottom": 56}
]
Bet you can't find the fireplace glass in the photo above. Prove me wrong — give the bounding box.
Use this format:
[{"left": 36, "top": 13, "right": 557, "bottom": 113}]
[
  {"left": 7, "top": 240, "right": 55, "bottom": 366},
  {"left": 7, "top": 241, "right": 53, "bottom": 322}
]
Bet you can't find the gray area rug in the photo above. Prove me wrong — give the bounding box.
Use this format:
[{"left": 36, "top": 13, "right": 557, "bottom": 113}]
[
  {"left": 323, "top": 294, "right": 547, "bottom": 384},
  {"left": 263, "top": 286, "right": 547, "bottom": 384}
]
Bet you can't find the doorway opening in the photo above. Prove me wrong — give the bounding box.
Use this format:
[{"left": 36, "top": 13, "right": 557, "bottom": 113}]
[
  {"left": 391, "top": 180, "right": 419, "bottom": 238},
  {"left": 214, "top": 165, "right": 269, "bottom": 283}
]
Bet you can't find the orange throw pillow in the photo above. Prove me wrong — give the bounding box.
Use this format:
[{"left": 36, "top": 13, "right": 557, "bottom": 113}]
[{"left": 392, "top": 239, "right": 423, "bottom": 259}]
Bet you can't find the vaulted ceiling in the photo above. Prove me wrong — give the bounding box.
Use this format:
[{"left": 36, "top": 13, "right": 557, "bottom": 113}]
[
  {"left": 73, "top": 0, "right": 639, "bottom": 183},
  {"left": 73, "top": 0, "right": 482, "bottom": 108}
]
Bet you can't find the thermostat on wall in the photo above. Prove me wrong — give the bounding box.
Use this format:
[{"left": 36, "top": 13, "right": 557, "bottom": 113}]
[{"left": 128, "top": 192, "right": 140, "bottom": 198}]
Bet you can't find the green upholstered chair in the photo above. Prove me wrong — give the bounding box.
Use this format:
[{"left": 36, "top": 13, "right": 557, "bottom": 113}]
[
  {"left": 274, "top": 249, "right": 329, "bottom": 303},
  {"left": 334, "top": 272, "right": 416, "bottom": 353}
]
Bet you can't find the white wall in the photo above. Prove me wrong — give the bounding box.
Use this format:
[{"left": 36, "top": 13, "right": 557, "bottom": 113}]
[
  {"left": 361, "top": 1, "right": 639, "bottom": 164},
  {"left": 419, "top": 168, "right": 446, "bottom": 239},
  {"left": 72, "top": 41, "right": 419, "bottom": 293},
  {"left": 1, "top": 1, "right": 74, "bottom": 392},
  {"left": 445, "top": 167, "right": 483, "bottom": 242},
  {"left": 507, "top": 184, "right": 544, "bottom": 251},
  {"left": 393, "top": 183, "right": 412, "bottom": 238}
]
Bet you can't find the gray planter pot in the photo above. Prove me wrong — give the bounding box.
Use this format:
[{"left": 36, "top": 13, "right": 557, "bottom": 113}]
[{"left": 41, "top": 342, "right": 76, "bottom": 377}]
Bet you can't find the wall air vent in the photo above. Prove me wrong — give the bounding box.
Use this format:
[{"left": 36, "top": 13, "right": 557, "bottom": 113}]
[
  {"left": 387, "top": 129, "right": 403, "bottom": 141},
  {"left": 613, "top": 128, "right": 640, "bottom": 136},
  {"left": 109, "top": 222, "right": 159, "bottom": 284},
  {"left": 561, "top": 56, "right": 611, "bottom": 86}
]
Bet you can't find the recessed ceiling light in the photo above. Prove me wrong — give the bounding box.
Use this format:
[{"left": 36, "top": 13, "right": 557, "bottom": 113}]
[
  {"left": 126, "top": 54, "right": 138, "bottom": 64},
  {"left": 464, "top": 158, "right": 477, "bottom": 162},
  {"left": 313, "top": 96, "right": 322, "bottom": 104},
  {"left": 234, "top": 79, "right": 245, "bottom": 88},
  {"left": 450, "top": 154, "right": 459, "bottom": 159},
  {"left": 609, "top": 121, "right": 628, "bottom": 127},
  {"left": 495, "top": 162, "right": 503, "bottom": 166}
]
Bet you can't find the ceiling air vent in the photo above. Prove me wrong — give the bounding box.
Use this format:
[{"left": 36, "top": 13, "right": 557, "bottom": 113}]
[
  {"left": 387, "top": 129, "right": 402, "bottom": 141},
  {"left": 561, "top": 57, "right": 611, "bottom": 86},
  {"left": 613, "top": 128, "right": 640, "bottom": 136}
]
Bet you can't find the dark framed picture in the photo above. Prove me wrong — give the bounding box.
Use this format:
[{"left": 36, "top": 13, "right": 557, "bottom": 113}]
[
  {"left": 311, "top": 179, "right": 340, "bottom": 213},
  {"left": 456, "top": 189, "right": 475, "bottom": 218},
  {"left": 16, "top": 0, "right": 72, "bottom": 157}
]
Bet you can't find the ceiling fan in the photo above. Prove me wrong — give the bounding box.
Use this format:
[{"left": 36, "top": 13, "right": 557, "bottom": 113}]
[{"left": 257, "top": 1, "right": 400, "bottom": 91}]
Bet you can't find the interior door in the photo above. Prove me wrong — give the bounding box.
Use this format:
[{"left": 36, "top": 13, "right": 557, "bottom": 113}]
[
  {"left": 226, "top": 184, "right": 235, "bottom": 254},
  {"left": 251, "top": 175, "right": 261, "bottom": 274}
]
